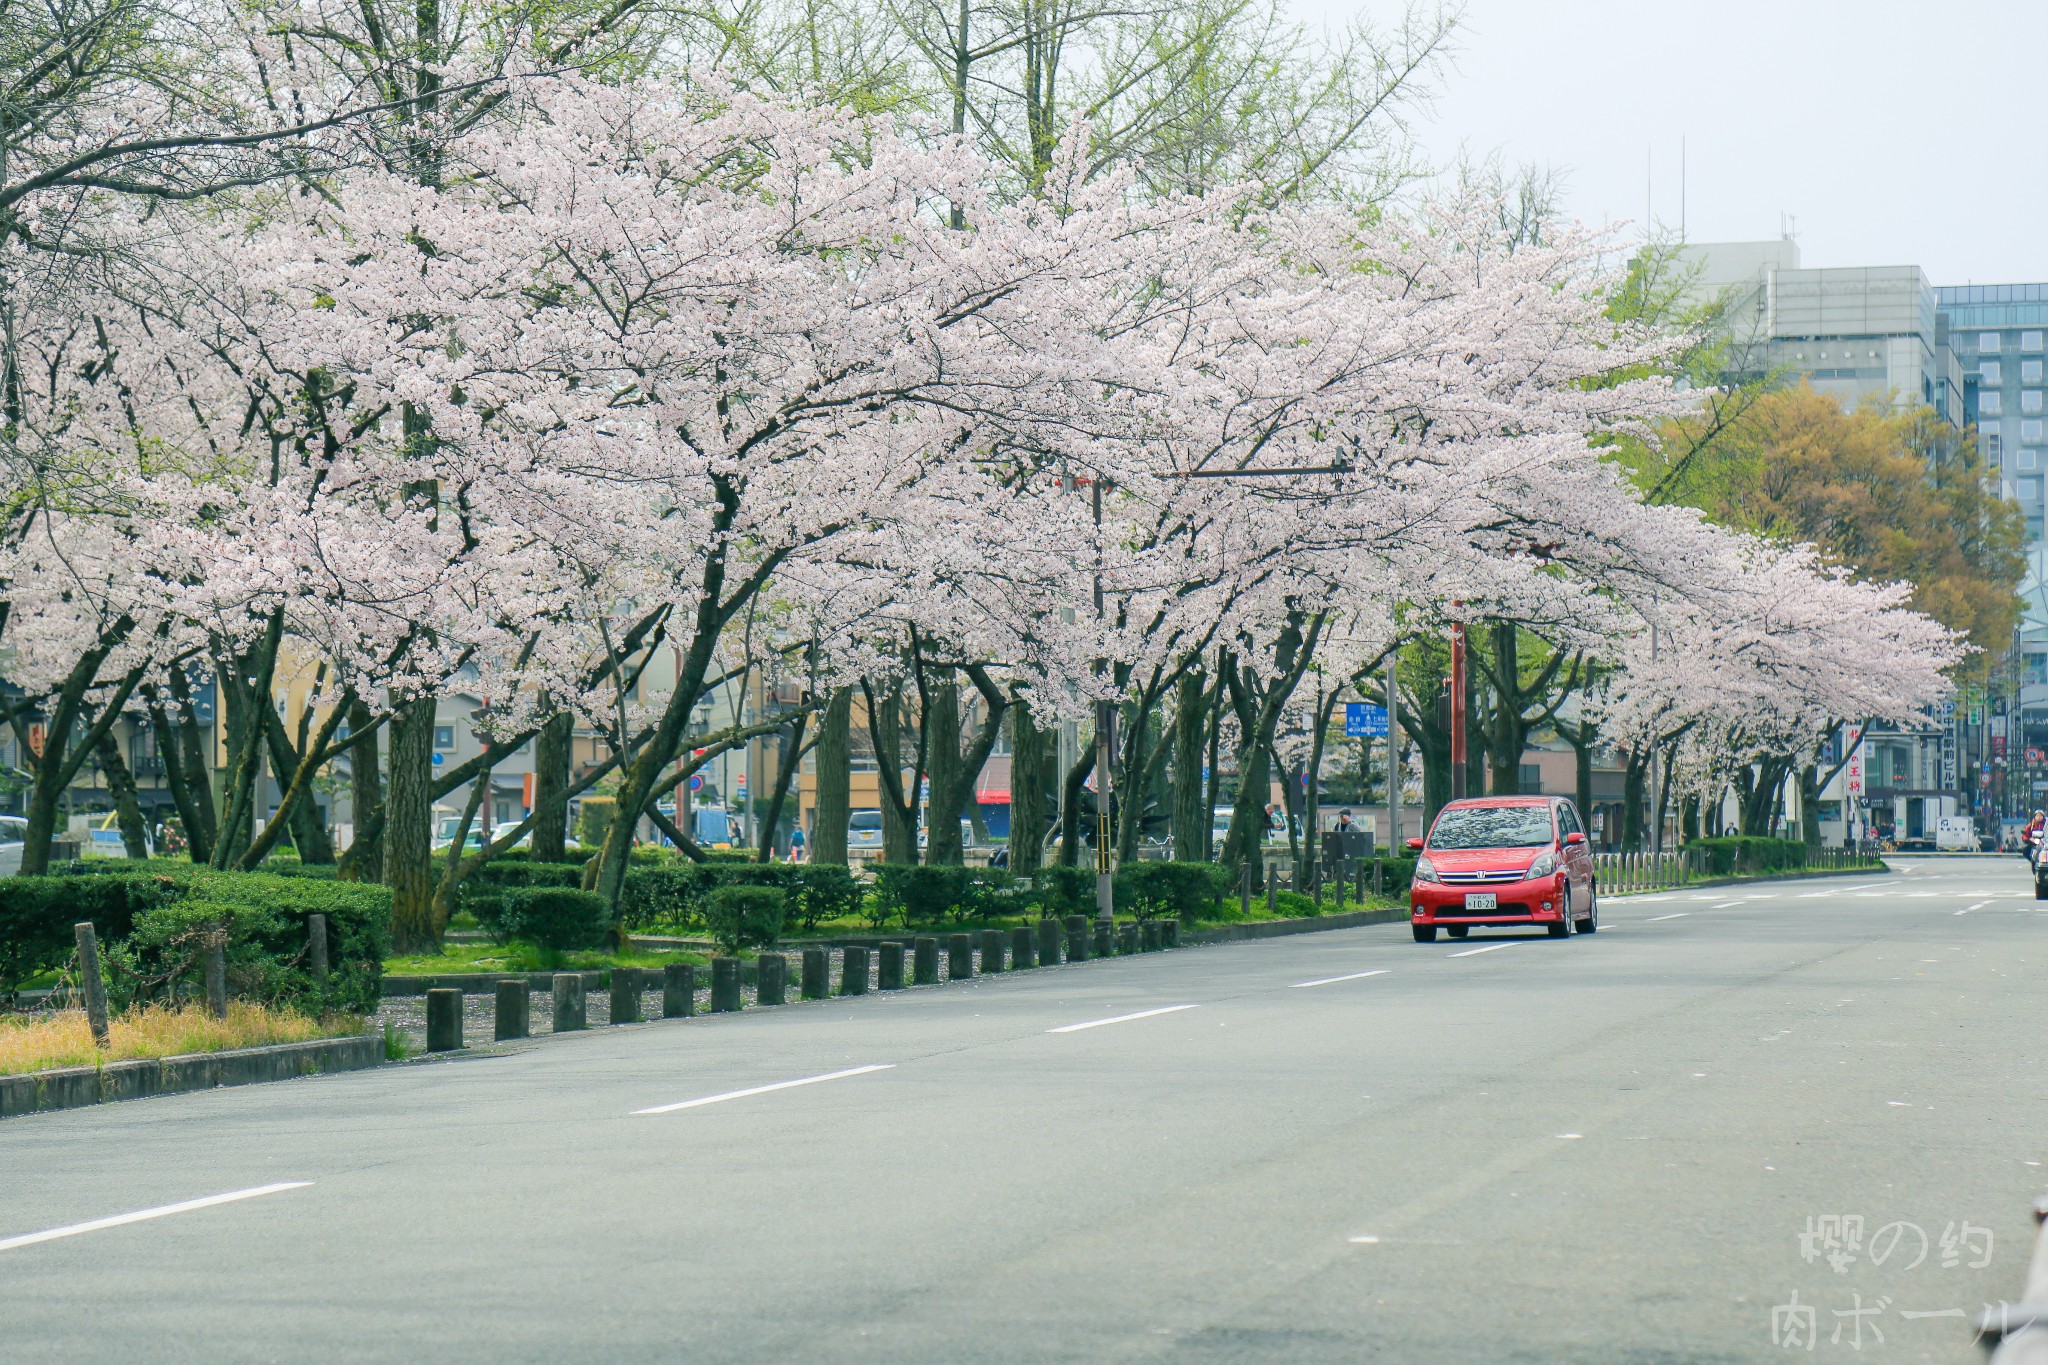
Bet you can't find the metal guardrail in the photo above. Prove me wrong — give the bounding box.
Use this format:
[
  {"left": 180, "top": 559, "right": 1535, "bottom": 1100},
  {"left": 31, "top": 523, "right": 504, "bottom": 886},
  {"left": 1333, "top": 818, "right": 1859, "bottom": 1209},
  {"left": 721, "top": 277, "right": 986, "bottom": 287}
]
[
  {"left": 1587, "top": 846, "right": 1876, "bottom": 895},
  {"left": 1978, "top": 1197, "right": 2048, "bottom": 1363}
]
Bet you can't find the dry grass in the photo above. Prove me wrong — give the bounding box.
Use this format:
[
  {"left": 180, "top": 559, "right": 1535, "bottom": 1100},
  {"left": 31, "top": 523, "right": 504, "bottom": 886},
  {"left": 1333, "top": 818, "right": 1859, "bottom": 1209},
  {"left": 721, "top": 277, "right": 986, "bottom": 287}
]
[{"left": 0, "top": 1003, "right": 363, "bottom": 1075}]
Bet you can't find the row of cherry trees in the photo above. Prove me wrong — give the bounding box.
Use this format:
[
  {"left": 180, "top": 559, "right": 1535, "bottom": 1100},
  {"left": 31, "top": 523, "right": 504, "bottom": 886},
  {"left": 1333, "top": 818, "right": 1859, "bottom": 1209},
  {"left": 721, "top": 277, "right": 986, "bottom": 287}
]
[{"left": 1, "top": 58, "right": 1960, "bottom": 947}]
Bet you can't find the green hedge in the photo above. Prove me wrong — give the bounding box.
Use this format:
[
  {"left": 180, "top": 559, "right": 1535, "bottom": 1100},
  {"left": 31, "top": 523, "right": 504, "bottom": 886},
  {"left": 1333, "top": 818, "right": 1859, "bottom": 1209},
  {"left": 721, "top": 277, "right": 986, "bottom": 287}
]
[
  {"left": 1114, "top": 862, "right": 1230, "bottom": 922},
  {"left": 1029, "top": 865, "right": 1095, "bottom": 916},
  {"left": 1685, "top": 837, "right": 1807, "bottom": 876},
  {"left": 482, "top": 887, "right": 610, "bottom": 952},
  {"left": 619, "top": 864, "right": 860, "bottom": 936},
  {"left": 458, "top": 860, "right": 588, "bottom": 931},
  {"left": 701, "top": 885, "right": 785, "bottom": 954},
  {"left": 4, "top": 866, "right": 389, "bottom": 1014},
  {"left": 868, "top": 865, "right": 1034, "bottom": 929}
]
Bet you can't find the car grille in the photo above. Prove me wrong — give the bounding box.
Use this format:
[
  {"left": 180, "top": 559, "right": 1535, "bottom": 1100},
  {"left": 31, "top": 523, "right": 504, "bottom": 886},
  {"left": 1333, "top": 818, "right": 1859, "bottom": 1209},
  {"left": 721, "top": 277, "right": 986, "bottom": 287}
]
[{"left": 1438, "top": 869, "right": 1529, "bottom": 885}]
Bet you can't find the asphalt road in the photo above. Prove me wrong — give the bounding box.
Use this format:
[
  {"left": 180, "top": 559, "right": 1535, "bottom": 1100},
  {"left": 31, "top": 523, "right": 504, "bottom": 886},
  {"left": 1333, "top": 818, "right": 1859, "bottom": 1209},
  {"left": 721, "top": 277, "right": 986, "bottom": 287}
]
[{"left": 4, "top": 856, "right": 2047, "bottom": 1364}]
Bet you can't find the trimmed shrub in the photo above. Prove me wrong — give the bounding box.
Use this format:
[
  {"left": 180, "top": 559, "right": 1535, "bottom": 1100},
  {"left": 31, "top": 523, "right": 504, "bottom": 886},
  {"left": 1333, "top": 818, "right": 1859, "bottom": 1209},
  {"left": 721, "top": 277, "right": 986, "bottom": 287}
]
[
  {"left": 1030, "top": 864, "right": 1095, "bottom": 916},
  {"left": 868, "top": 865, "right": 1033, "bottom": 928},
  {"left": 617, "top": 863, "right": 860, "bottom": 936},
  {"left": 1115, "top": 861, "right": 1230, "bottom": 922},
  {"left": 491, "top": 887, "right": 611, "bottom": 952},
  {"left": 575, "top": 797, "right": 617, "bottom": 849},
  {"left": 1685, "top": 837, "right": 1806, "bottom": 877},
  {"left": 700, "top": 885, "right": 786, "bottom": 954},
  {"left": 459, "top": 860, "right": 588, "bottom": 933},
  {"left": 0, "top": 873, "right": 175, "bottom": 991}
]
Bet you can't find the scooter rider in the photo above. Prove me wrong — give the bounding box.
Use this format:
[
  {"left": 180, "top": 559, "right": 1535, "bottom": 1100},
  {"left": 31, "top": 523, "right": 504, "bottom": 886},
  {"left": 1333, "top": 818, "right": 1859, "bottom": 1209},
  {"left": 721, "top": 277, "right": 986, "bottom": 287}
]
[{"left": 2025, "top": 810, "right": 2047, "bottom": 866}]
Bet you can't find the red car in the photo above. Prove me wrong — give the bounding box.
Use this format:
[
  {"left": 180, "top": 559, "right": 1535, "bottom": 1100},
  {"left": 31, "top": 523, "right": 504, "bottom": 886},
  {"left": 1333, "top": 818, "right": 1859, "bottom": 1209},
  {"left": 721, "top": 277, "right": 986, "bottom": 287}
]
[{"left": 1406, "top": 796, "right": 1597, "bottom": 943}]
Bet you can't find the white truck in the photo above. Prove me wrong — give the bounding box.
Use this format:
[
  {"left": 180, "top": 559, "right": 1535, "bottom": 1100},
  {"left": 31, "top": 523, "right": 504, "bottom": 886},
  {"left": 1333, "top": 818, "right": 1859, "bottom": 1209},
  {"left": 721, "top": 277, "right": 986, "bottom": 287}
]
[{"left": 1935, "top": 816, "right": 1977, "bottom": 852}]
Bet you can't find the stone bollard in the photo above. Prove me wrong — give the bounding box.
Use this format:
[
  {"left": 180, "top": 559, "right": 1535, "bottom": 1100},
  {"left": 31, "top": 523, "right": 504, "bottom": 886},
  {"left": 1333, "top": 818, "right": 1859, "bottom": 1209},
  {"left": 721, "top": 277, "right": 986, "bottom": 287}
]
[
  {"left": 1037, "top": 918, "right": 1062, "bottom": 966},
  {"left": 425, "top": 987, "right": 463, "bottom": 1052},
  {"left": 72, "top": 923, "right": 110, "bottom": 1048},
  {"left": 948, "top": 934, "right": 974, "bottom": 980},
  {"left": 1063, "top": 915, "right": 1091, "bottom": 962},
  {"left": 842, "top": 945, "right": 870, "bottom": 995},
  {"left": 1140, "top": 920, "right": 1163, "bottom": 952},
  {"left": 663, "top": 962, "right": 696, "bottom": 1018},
  {"left": 758, "top": 954, "right": 788, "bottom": 1006},
  {"left": 308, "top": 913, "right": 330, "bottom": 983},
  {"left": 204, "top": 934, "right": 228, "bottom": 1020},
  {"left": 1162, "top": 919, "right": 1181, "bottom": 949},
  {"left": 913, "top": 937, "right": 940, "bottom": 985},
  {"left": 1094, "top": 921, "right": 1114, "bottom": 958},
  {"left": 1265, "top": 875, "right": 1276, "bottom": 917},
  {"left": 979, "top": 929, "right": 1006, "bottom": 973},
  {"left": 801, "top": 948, "right": 830, "bottom": 1000},
  {"left": 878, "top": 942, "right": 906, "bottom": 990},
  {"left": 495, "top": 978, "right": 530, "bottom": 1041},
  {"left": 552, "top": 973, "right": 586, "bottom": 1032},
  {"left": 610, "top": 967, "right": 642, "bottom": 1025},
  {"left": 1118, "top": 923, "right": 1140, "bottom": 955},
  {"left": 711, "top": 957, "right": 742, "bottom": 1012},
  {"left": 1010, "top": 925, "right": 1036, "bottom": 969}
]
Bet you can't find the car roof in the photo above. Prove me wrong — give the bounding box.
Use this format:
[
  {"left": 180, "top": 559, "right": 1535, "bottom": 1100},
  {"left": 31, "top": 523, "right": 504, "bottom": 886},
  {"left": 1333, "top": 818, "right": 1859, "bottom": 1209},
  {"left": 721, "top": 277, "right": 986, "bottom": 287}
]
[{"left": 1439, "top": 797, "right": 1555, "bottom": 809}]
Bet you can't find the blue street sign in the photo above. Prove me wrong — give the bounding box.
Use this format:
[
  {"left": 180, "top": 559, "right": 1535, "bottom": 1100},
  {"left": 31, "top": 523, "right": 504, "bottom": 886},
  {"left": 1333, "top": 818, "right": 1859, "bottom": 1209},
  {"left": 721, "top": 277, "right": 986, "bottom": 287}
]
[
  {"left": 687, "top": 774, "right": 705, "bottom": 792},
  {"left": 431, "top": 752, "right": 443, "bottom": 766},
  {"left": 1344, "top": 703, "right": 1389, "bottom": 738}
]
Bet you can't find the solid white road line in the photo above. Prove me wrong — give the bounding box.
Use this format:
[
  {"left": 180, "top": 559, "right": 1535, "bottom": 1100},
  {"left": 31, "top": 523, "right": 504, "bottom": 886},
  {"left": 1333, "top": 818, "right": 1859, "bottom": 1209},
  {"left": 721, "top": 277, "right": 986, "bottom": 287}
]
[
  {"left": 0, "top": 1182, "right": 312, "bottom": 1255},
  {"left": 1290, "top": 969, "right": 1391, "bottom": 989},
  {"left": 1712, "top": 901, "right": 1741, "bottom": 908},
  {"left": 1447, "top": 942, "right": 1518, "bottom": 958},
  {"left": 1047, "top": 1005, "right": 1200, "bottom": 1033},
  {"left": 1646, "top": 913, "right": 1689, "bottom": 922},
  {"left": 635, "top": 1065, "right": 894, "bottom": 1115}
]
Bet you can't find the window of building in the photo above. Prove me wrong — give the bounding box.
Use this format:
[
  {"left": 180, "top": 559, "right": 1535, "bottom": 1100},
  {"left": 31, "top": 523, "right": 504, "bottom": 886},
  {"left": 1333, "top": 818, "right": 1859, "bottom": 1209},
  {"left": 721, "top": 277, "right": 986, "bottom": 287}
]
[
  {"left": 2026, "top": 419, "right": 2045, "bottom": 443},
  {"left": 2026, "top": 391, "right": 2043, "bottom": 414},
  {"left": 2027, "top": 331, "right": 2044, "bottom": 352},
  {"left": 2022, "top": 449, "right": 2042, "bottom": 472},
  {"left": 2024, "top": 478, "right": 2043, "bottom": 503},
  {"left": 2027, "top": 360, "right": 2044, "bottom": 383},
  {"left": 1982, "top": 332, "right": 2002, "bottom": 352},
  {"left": 1986, "top": 432, "right": 2004, "bottom": 459},
  {"left": 433, "top": 725, "right": 455, "bottom": 750},
  {"left": 1983, "top": 361, "right": 2003, "bottom": 384},
  {"left": 1982, "top": 391, "right": 2004, "bottom": 415}
]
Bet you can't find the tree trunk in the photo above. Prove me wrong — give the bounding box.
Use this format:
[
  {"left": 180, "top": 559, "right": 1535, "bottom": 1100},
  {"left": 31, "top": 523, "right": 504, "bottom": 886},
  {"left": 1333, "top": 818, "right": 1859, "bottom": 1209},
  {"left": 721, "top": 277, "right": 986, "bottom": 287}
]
[
  {"left": 811, "top": 689, "right": 851, "bottom": 866},
  {"left": 867, "top": 683, "right": 918, "bottom": 865},
  {"left": 1171, "top": 669, "right": 1207, "bottom": 862},
  {"left": 93, "top": 729, "right": 151, "bottom": 859},
  {"left": 755, "top": 714, "right": 808, "bottom": 861},
  {"left": 1799, "top": 764, "right": 1821, "bottom": 846},
  {"left": 1297, "top": 689, "right": 1339, "bottom": 887},
  {"left": 1057, "top": 748, "right": 1093, "bottom": 866},
  {"left": 1621, "top": 750, "right": 1650, "bottom": 850},
  {"left": 147, "top": 686, "right": 215, "bottom": 864},
  {"left": 924, "top": 674, "right": 965, "bottom": 865},
  {"left": 1008, "top": 700, "right": 1048, "bottom": 875},
  {"left": 530, "top": 709, "right": 573, "bottom": 863},
  {"left": 385, "top": 695, "right": 439, "bottom": 954},
  {"left": 262, "top": 706, "right": 335, "bottom": 863}
]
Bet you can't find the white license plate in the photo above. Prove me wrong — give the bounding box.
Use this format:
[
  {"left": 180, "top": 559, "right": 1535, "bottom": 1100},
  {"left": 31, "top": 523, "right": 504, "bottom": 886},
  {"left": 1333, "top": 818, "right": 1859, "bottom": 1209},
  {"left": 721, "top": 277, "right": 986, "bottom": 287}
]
[{"left": 1463, "top": 892, "right": 1497, "bottom": 910}]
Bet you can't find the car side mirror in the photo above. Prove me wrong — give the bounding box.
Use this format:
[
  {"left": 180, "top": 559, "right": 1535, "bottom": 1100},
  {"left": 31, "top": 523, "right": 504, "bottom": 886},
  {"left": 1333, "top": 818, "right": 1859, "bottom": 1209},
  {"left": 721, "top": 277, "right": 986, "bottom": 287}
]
[
  {"left": 1405, "top": 837, "right": 1424, "bottom": 851},
  {"left": 1565, "top": 832, "right": 1585, "bottom": 846}
]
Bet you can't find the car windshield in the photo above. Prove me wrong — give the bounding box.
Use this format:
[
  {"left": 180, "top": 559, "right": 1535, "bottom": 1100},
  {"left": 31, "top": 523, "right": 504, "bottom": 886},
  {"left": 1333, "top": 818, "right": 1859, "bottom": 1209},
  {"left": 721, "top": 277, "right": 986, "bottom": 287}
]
[
  {"left": 849, "top": 811, "right": 883, "bottom": 832},
  {"left": 1428, "top": 806, "right": 1553, "bottom": 850}
]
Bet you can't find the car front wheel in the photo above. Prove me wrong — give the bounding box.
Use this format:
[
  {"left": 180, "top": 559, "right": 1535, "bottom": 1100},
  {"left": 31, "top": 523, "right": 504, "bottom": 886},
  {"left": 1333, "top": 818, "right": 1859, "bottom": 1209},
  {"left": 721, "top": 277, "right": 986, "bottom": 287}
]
[{"left": 1412, "top": 924, "right": 1438, "bottom": 943}]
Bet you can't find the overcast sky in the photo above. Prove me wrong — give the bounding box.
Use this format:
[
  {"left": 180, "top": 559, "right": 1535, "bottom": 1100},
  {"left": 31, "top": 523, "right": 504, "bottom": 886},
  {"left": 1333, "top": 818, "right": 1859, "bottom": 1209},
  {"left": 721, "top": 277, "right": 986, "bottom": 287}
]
[{"left": 1302, "top": 0, "right": 2048, "bottom": 286}]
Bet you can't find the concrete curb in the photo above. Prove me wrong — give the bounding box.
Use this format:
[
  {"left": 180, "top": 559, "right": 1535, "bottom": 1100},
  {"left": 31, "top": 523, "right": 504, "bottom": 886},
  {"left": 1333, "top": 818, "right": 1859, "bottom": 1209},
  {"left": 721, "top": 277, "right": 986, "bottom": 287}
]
[{"left": 0, "top": 1032, "right": 383, "bottom": 1121}]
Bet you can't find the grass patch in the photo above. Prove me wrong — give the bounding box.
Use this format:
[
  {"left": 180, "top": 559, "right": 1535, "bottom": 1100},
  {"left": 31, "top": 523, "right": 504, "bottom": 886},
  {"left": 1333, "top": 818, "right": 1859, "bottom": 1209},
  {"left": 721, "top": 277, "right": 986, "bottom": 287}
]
[
  {"left": 0, "top": 1003, "right": 363, "bottom": 1075},
  {"left": 382, "top": 942, "right": 706, "bottom": 975}
]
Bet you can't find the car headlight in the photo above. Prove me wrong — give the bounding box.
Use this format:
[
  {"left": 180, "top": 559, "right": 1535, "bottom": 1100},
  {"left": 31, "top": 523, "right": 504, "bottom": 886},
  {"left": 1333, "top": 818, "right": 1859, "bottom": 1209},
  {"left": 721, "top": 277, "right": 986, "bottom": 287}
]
[
  {"left": 1413, "top": 855, "right": 1440, "bottom": 883},
  {"left": 1525, "top": 851, "right": 1557, "bottom": 879}
]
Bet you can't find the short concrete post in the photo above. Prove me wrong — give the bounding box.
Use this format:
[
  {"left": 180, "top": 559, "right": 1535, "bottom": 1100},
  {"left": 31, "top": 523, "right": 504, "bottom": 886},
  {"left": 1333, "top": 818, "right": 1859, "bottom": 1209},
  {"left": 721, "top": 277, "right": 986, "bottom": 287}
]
[
  {"left": 552, "top": 973, "right": 586, "bottom": 1031},
  {"left": 1162, "top": 919, "right": 1181, "bottom": 948},
  {"left": 758, "top": 953, "right": 788, "bottom": 1005},
  {"left": 307, "top": 913, "right": 330, "bottom": 982},
  {"left": 609, "top": 967, "right": 642, "bottom": 1024},
  {"left": 841, "top": 945, "right": 870, "bottom": 995},
  {"left": 912, "top": 937, "right": 940, "bottom": 985},
  {"left": 801, "top": 948, "right": 830, "bottom": 1000},
  {"left": 663, "top": 962, "right": 696, "bottom": 1017},
  {"left": 979, "top": 929, "right": 1005, "bottom": 973},
  {"left": 1140, "top": 920, "right": 1162, "bottom": 952},
  {"left": 877, "top": 942, "right": 905, "bottom": 989},
  {"left": 203, "top": 934, "right": 228, "bottom": 1020},
  {"left": 711, "top": 957, "right": 742, "bottom": 1012},
  {"left": 494, "top": 978, "right": 530, "bottom": 1040},
  {"left": 1355, "top": 861, "right": 1366, "bottom": 907},
  {"left": 1093, "top": 921, "right": 1113, "bottom": 958},
  {"left": 1239, "top": 863, "right": 1252, "bottom": 917},
  {"left": 1037, "top": 918, "right": 1061, "bottom": 966},
  {"left": 1063, "top": 915, "right": 1090, "bottom": 962},
  {"left": 72, "top": 923, "right": 109, "bottom": 1048},
  {"left": 425, "top": 987, "right": 463, "bottom": 1051},
  {"left": 1265, "top": 874, "right": 1276, "bottom": 916},
  {"left": 948, "top": 933, "right": 974, "bottom": 980},
  {"left": 1117, "top": 923, "right": 1139, "bottom": 955},
  {"left": 1010, "top": 925, "right": 1036, "bottom": 969}
]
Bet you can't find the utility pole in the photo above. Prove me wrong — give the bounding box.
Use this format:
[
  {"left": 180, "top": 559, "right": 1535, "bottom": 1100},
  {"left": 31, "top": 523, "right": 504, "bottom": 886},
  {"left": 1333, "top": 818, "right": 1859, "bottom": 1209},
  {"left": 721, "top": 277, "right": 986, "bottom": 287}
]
[
  {"left": 1385, "top": 654, "right": 1402, "bottom": 847},
  {"left": 1449, "top": 620, "right": 1467, "bottom": 800}
]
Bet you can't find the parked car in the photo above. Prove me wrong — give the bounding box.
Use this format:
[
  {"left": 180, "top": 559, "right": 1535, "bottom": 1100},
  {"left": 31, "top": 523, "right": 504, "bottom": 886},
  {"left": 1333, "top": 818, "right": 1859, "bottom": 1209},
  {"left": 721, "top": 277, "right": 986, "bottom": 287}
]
[
  {"left": 489, "top": 821, "right": 532, "bottom": 849},
  {"left": 84, "top": 826, "right": 151, "bottom": 858},
  {"left": 1407, "top": 796, "right": 1597, "bottom": 943},
  {"left": 848, "top": 809, "right": 885, "bottom": 851},
  {"left": 0, "top": 815, "right": 28, "bottom": 875}
]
